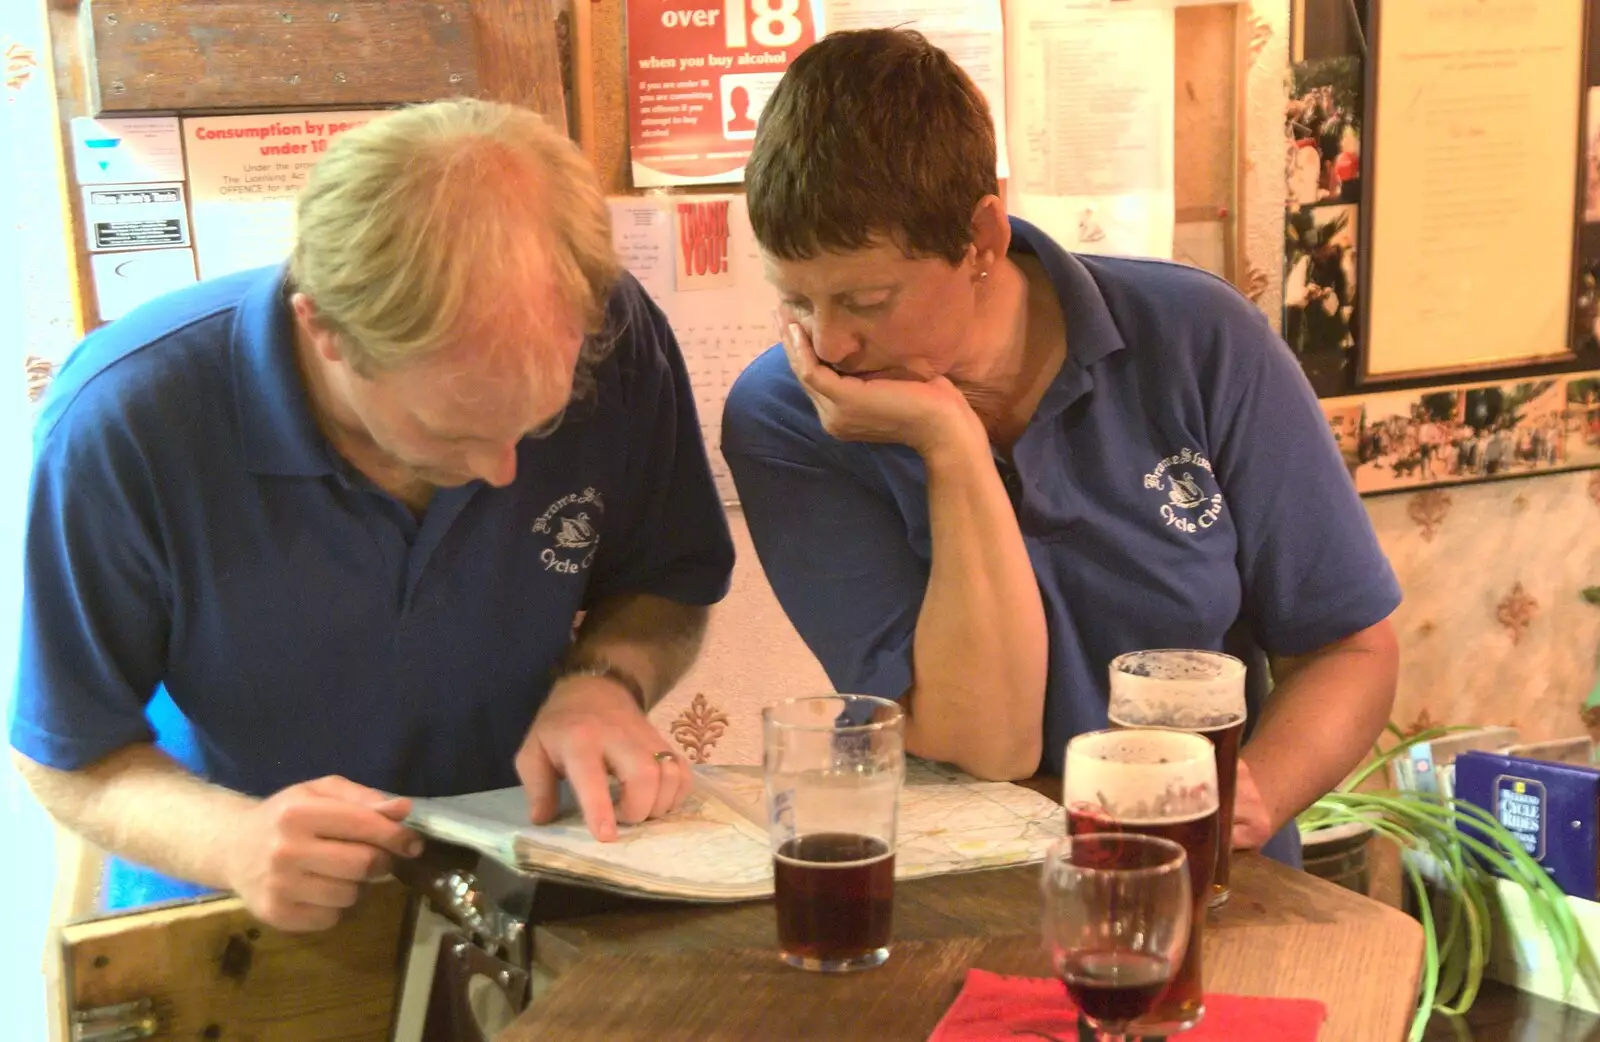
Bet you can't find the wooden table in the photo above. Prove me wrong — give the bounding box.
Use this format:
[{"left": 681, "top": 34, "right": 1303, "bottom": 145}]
[
  {"left": 505, "top": 851, "right": 1424, "bottom": 1041},
  {"left": 1423, "top": 982, "right": 1600, "bottom": 1041}
]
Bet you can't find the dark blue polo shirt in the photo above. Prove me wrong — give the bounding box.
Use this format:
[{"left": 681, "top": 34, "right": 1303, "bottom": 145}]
[
  {"left": 13, "top": 265, "right": 733, "bottom": 879},
  {"left": 722, "top": 218, "right": 1401, "bottom": 867}
]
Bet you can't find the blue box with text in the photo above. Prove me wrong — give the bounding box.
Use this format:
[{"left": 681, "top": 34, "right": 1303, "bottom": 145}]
[{"left": 1452, "top": 750, "right": 1600, "bottom": 900}]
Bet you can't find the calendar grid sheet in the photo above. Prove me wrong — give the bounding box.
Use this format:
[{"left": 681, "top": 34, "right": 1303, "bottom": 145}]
[{"left": 609, "top": 195, "right": 779, "bottom": 504}]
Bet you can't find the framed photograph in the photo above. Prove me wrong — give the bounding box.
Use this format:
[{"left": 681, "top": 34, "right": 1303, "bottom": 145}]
[
  {"left": 1323, "top": 370, "right": 1600, "bottom": 495},
  {"left": 1284, "top": 1, "right": 1366, "bottom": 398},
  {"left": 1284, "top": 203, "right": 1359, "bottom": 395},
  {"left": 1585, "top": 86, "right": 1600, "bottom": 224},
  {"left": 1357, "top": 0, "right": 1587, "bottom": 383},
  {"left": 1573, "top": 225, "right": 1600, "bottom": 354},
  {"left": 1290, "top": 0, "right": 1368, "bottom": 65}
]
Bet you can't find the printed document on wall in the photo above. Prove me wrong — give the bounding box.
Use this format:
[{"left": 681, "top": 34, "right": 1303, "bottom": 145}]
[
  {"left": 609, "top": 194, "right": 779, "bottom": 504},
  {"left": 1004, "top": 3, "right": 1174, "bottom": 259},
  {"left": 624, "top": 0, "right": 820, "bottom": 187},
  {"left": 183, "top": 111, "right": 381, "bottom": 278},
  {"left": 821, "top": 0, "right": 1009, "bottom": 179}
]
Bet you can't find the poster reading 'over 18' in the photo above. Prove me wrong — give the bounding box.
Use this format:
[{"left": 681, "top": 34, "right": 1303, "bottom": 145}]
[{"left": 627, "top": 0, "right": 818, "bottom": 187}]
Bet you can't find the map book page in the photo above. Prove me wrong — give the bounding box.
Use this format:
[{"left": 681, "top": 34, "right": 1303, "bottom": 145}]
[{"left": 406, "top": 759, "right": 1065, "bottom": 902}]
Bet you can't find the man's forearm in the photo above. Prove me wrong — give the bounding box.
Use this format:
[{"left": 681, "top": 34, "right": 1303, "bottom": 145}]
[
  {"left": 14, "top": 744, "right": 256, "bottom": 890},
  {"left": 907, "top": 425, "right": 1049, "bottom": 780},
  {"left": 1244, "top": 618, "right": 1399, "bottom": 833},
  {"left": 566, "top": 593, "right": 710, "bottom": 708}
]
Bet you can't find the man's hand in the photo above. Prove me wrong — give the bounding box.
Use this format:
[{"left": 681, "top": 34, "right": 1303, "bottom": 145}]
[
  {"left": 223, "top": 776, "right": 422, "bottom": 933},
  {"left": 1230, "top": 757, "right": 1277, "bottom": 850},
  {"left": 779, "top": 314, "right": 981, "bottom": 455},
  {"left": 516, "top": 674, "right": 690, "bottom": 842}
]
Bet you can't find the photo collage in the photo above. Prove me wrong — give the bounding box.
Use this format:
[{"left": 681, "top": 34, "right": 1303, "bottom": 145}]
[
  {"left": 1284, "top": 1, "right": 1367, "bottom": 398},
  {"left": 1323, "top": 375, "right": 1600, "bottom": 494},
  {"left": 1297, "top": 1, "right": 1600, "bottom": 494},
  {"left": 1578, "top": 76, "right": 1600, "bottom": 355}
]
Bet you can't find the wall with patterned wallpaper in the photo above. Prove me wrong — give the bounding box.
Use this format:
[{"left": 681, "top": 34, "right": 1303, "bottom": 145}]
[
  {"left": 1241, "top": 1, "right": 1288, "bottom": 329},
  {"left": 1370, "top": 474, "right": 1600, "bottom": 743},
  {"left": 647, "top": 515, "right": 828, "bottom": 767}
]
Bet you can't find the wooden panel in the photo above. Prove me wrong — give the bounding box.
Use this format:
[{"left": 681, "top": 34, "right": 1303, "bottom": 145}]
[
  {"left": 469, "top": 0, "right": 568, "bottom": 133},
  {"left": 590, "top": 0, "right": 628, "bottom": 193},
  {"left": 1174, "top": 4, "right": 1239, "bottom": 213},
  {"left": 62, "top": 883, "right": 411, "bottom": 1041},
  {"left": 1175, "top": 3, "right": 1244, "bottom": 286},
  {"left": 48, "top": 0, "right": 100, "bottom": 335},
  {"left": 571, "top": 0, "right": 595, "bottom": 155},
  {"left": 82, "top": 0, "right": 479, "bottom": 114}
]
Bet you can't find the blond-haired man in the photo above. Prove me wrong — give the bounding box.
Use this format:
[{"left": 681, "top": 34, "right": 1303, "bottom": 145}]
[{"left": 12, "top": 99, "right": 733, "bottom": 931}]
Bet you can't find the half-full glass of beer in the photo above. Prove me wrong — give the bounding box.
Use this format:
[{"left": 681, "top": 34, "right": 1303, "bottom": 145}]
[
  {"left": 762, "top": 694, "right": 905, "bottom": 972},
  {"left": 1064, "top": 728, "right": 1219, "bottom": 1036},
  {"left": 1108, "top": 649, "right": 1246, "bottom": 908}
]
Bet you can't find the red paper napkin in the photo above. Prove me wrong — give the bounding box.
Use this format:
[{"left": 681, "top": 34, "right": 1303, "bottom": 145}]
[{"left": 928, "top": 968, "right": 1326, "bottom": 1041}]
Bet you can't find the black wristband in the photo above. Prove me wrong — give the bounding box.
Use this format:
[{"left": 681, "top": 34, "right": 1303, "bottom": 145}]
[{"left": 553, "top": 658, "right": 649, "bottom": 710}]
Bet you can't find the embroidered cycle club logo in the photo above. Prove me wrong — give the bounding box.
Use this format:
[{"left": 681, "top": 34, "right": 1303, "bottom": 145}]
[
  {"left": 1143, "top": 448, "right": 1223, "bottom": 535},
  {"left": 532, "top": 487, "right": 604, "bottom": 574}
]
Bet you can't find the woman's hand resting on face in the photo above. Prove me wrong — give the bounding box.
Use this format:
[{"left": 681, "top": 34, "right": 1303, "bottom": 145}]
[{"left": 780, "top": 315, "right": 984, "bottom": 456}]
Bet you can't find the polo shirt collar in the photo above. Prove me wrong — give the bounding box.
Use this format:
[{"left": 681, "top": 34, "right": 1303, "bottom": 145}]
[
  {"left": 231, "top": 265, "right": 337, "bottom": 477},
  {"left": 1007, "top": 217, "right": 1129, "bottom": 423}
]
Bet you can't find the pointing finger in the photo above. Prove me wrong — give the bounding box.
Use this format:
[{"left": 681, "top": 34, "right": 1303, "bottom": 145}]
[
  {"left": 517, "top": 738, "right": 563, "bottom": 825},
  {"left": 565, "top": 751, "right": 620, "bottom": 842}
]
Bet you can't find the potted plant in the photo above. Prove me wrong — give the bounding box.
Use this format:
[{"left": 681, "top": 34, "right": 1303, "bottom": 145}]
[{"left": 1297, "top": 723, "right": 1593, "bottom": 1041}]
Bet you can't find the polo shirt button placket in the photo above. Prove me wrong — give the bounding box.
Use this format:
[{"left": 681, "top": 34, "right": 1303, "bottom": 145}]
[{"left": 997, "top": 462, "right": 1025, "bottom": 510}]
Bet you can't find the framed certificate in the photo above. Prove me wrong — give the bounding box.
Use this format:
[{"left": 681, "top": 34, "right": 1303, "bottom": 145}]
[{"left": 1358, "top": 0, "right": 1587, "bottom": 382}]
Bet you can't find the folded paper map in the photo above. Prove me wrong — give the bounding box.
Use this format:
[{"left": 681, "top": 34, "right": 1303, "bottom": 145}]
[{"left": 405, "top": 760, "right": 1065, "bottom": 902}]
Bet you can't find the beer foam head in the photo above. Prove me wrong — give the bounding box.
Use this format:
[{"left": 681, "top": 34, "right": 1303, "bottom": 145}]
[
  {"left": 1108, "top": 649, "right": 1245, "bottom": 730},
  {"left": 1064, "top": 728, "right": 1218, "bottom": 824}
]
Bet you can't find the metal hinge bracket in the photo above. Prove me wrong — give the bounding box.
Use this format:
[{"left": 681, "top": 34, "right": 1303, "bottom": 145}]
[{"left": 70, "top": 998, "right": 157, "bottom": 1042}]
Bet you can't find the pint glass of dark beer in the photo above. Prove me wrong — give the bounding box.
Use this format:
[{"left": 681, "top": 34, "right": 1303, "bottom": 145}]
[
  {"left": 1108, "top": 649, "right": 1246, "bottom": 908},
  {"left": 1064, "top": 728, "right": 1219, "bottom": 1036},
  {"left": 762, "top": 694, "right": 905, "bottom": 973}
]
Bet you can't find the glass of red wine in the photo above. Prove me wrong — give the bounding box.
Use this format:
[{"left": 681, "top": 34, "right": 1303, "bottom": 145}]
[{"left": 1041, "top": 833, "right": 1193, "bottom": 1042}]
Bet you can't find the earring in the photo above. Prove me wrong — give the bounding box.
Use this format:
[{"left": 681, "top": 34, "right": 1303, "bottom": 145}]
[{"left": 976, "top": 269, "right": 989, "bottom": 283}]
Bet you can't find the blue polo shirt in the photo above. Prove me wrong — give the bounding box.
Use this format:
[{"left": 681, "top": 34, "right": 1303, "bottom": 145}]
[
  {"left": 723, "top": 218, "right": 1401, "bottom": 867},
  {"left": 14, "top": 265, "right": 734, "bottom": 901}
]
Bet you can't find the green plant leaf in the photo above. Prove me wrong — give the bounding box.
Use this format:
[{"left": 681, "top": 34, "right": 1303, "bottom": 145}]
[
  {"left": 1343, "top": 725, "right": 1478, "bottom": 792},
  {"left": 1301, "top": 786, "right": 1594, "bottom": 1021}
]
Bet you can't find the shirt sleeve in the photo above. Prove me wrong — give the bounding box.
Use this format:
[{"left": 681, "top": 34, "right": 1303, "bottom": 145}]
[
  {"left": 583, "top": 280, "right": 734, "bottom": 608},
  {"left": 10, "top": 394, "right": 168, "bottom": 769},
  {"left": 1206, "top": 300, "right": 1401, "bottom": 657},
  {"left": 723, "top": 358, "right": 927, "bottom": 701}
]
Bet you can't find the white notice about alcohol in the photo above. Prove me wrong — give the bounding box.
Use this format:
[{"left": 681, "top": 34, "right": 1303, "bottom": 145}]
[
  {"left": 91, "top": 250, "right": 199, "bottom": 321},
  {"left": 1004, "top": 3, "right": 1175, "bottom": 258},
  {"left": 821, "top": 0, "right": 1010, "bottom": 179},
  {"left": 71, "top": 117, "right": 185, "bottom": 186},
  {"left": 183, "top": 111, "right": 381, "bottom": 278},
  {"left": 82, "top": 183, "right": 190, "bottom": 253}
]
